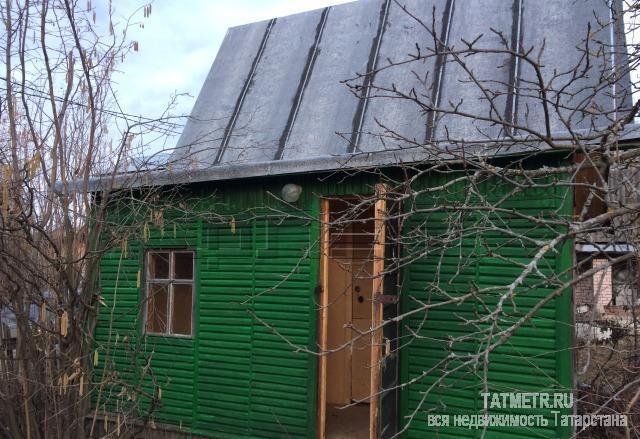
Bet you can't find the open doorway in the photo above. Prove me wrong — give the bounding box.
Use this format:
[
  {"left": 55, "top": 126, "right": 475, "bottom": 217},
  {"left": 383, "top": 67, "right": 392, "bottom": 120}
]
[{"left": 319, "top": 198, "right": 378, "bottom": 439}]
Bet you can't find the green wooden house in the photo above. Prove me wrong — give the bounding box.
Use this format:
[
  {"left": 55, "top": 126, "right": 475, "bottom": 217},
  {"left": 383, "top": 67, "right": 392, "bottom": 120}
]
[{"left": 92, "top": 0, "right": 631, "bottom": 437}]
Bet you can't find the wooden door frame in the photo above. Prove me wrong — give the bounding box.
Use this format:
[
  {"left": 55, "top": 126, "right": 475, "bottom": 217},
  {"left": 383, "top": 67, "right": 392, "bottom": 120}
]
[
  {"left": 318, "top": 198, "right": 330, "bottom": 439},
  {"left": 317, "top": 191, "right": 386, "bottom": 439},
  {"left": 370, "top": 184, "right": 386, "bottom": 439}
]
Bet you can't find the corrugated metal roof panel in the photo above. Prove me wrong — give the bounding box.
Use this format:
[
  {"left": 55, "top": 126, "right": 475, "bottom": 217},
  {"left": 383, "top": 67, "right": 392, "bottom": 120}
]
[
  {"left": 283, "top": 1, "right": 382, "bottom": 159},
  {"left": 357, "top": 0, "right": 440, "bottom": 153},
  {"left": 220, "top": 10, "right": 325, "bottom": 164},
  {"left": 165, "top": 0, "right": 631, "bottom": 180},
  {"left": 173, "top": 20, "right": 271, "bottom": 168},
  {"left": 434, "top": 0, "right": 513, "bottom": 141},
  {"left": 518, "top": 0, "right": 615, "bottom": 133}
]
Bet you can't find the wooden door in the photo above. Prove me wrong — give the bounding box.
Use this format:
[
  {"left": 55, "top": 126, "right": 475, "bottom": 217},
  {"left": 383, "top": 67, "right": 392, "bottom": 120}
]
[
  {"left": 326, "top": 257, "right": 351, "bottom": 405},
  {"left": 351, "top": 259, "right": 373, "bottom": 401}
]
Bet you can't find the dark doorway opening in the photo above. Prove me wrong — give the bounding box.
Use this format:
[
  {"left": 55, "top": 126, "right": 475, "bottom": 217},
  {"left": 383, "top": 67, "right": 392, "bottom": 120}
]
[
  {"left": 321, "top": 199, "right": 375, "bottom": 439},
  {"left": 318, "top": 192, "right": 399, "bottom": 439}
]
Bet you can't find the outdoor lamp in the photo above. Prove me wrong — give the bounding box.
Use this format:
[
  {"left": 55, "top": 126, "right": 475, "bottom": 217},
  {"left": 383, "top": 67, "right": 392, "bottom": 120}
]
[{"left": 281, "top": 183, "right": 302, "bottom": 203}]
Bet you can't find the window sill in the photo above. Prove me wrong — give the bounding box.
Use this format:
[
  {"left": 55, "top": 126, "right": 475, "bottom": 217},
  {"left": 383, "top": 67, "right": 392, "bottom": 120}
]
[{"left": 143, "top": 332, "right": 194, "bottom": 341}]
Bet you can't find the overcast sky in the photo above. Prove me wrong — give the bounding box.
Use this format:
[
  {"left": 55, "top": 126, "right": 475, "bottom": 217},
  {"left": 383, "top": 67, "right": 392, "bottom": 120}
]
[{"left": 114, "top": 0, "right": 353, "bottom": 127}]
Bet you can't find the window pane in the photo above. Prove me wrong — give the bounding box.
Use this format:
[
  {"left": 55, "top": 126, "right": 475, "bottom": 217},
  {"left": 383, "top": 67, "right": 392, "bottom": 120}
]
[
  {"left": 146, "top": 283, "right": 168, "bottom": 333},
  {"left": 171, "top": 284, "right": 193, "bottom": 335},
  {"left": 148, "top": 252, "right": 170, "bottom": 279},
  {"left": 174, "top": 252, "right": 194, "bottom": 280}
]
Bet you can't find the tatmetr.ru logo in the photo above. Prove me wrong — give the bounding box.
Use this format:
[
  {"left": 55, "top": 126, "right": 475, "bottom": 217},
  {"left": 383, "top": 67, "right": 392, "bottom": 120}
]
[{"left": 480, "top": 392, "right": 574, "bottom": 410}]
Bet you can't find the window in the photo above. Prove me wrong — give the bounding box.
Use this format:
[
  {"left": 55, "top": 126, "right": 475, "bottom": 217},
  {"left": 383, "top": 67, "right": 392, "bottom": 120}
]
[{"left": 145, "top": 250, "right": 194, "bottom": 336}]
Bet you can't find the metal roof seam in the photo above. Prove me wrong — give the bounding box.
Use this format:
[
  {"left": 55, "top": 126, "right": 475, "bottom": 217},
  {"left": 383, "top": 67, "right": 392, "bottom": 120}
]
[
  {"left": 609, "top": 0, "right": 618, "bottom": 121},
  {"left": 348, "top": 0, "right": 391, "bottom": 154},
  {"left": 504, "top": 0, "right": 524, "bottom": 134},
  {"left": 425, "top": 0, "right": 456, "bottom": 142},
  {"left": 214, "top": 17, "right": 276, "bottom": 165},
  {"left": 274, "top": 6, "right": 331, "bottom": 161}
]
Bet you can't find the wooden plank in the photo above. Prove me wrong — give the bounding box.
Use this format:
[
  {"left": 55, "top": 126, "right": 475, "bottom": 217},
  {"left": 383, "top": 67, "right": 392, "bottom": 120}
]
[
  {"left": 326, "top": 257, "right": 351, "bottom": 405},
  {"left": 370, "top": 184, "right": 386, "bottom": 439},
  {"left": 318, "top": 198, "right": 330, "bottom": 439},
  {"left": 351, "top": 258, "right": 374, "bottom": 402},
  {"left": 351, "top": 317, "right": 373, "bottom": 401}
]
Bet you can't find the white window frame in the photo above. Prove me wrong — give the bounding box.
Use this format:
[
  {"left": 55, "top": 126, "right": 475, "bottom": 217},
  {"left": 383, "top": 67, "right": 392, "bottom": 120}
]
[{"left": 144, "top": 249, "right": 195, "bottom": 337}]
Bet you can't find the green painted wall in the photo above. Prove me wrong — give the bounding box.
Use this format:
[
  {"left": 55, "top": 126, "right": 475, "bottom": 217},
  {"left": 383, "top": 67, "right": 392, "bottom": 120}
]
[
  {"left": 399, "top": 171, "right": 573, "bottom": 438},
  {"left": 93, "top": 175, "right": 377, "bottom": 438},
  {"left": 94, "top": 168, "right": 572, "bottom": 438}
]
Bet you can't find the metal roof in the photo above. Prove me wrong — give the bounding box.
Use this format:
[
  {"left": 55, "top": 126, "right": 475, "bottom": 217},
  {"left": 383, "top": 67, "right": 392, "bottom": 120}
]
[{"left": 110, "top": 0, "right": 634, "bottom": 188}]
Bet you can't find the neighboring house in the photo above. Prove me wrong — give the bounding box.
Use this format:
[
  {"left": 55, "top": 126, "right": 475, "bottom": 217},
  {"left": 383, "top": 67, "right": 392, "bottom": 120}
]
[
  {"left": 90, "top": 0, "right": 633, "bottom": 438},
  {"left": 575, "top": 245, "right": 639, "bottom": 318},
  {"left": 0, "top": 299, "right": 57, "bottom": 357},
  {"left": 0, "top": 307, "right": 17, "bottom": 356},
  {"left": 573, "top": 163, "right": 640, "bottom": 330}
]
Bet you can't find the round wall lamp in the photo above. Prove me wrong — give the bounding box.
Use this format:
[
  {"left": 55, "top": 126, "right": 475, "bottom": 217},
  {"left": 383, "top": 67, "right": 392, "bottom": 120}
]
[{"left": 281, "top": 183, "right": 302, "bottom": 203}]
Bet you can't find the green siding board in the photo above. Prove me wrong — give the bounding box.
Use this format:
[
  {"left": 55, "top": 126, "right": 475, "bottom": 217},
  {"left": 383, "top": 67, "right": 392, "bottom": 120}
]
[
  {"left": 555, "top": 189, "right": 574, "bottom": 439},
  {"left": 96, "top": 171, "right": 572, "bottom": 438},
  {"left": 399, "top": 170, "right": 573, "bottom": 438},
  {"left": 125, "top": 180, "right": 313, "bottom": 435}
]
